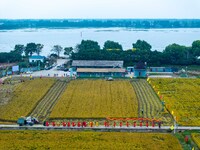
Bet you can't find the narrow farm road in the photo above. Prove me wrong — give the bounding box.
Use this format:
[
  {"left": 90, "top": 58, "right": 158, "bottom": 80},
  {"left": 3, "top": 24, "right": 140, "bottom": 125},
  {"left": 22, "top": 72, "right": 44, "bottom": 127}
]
[{"left": 0, "top": 124, "right": 200, "bottom": 132}]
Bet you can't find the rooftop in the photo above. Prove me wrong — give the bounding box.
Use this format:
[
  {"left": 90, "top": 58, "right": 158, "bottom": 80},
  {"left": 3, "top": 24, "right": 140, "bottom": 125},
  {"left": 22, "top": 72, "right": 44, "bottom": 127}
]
[
  {"left": 29, "top": 55, "right": 45, "bottom": 59},
  {"left": 72, "top": 60, "right": 123, "bottom": 68},
  {"left": 77, "top": 68, "right": 126, "bottom": 73}
]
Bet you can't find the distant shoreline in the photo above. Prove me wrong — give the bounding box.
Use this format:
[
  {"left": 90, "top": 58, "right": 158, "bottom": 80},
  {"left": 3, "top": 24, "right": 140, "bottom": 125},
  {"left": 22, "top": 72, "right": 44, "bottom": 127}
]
[
  {"left": 2, "top": 27, "right": 200, "bottom": 31},
  {"left": 1, "top": 19, "right": 200, "bottom": 30}
]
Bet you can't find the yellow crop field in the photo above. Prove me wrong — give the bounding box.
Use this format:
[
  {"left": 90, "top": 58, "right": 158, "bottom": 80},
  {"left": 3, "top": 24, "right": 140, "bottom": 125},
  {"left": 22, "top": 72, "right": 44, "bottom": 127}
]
[
  {"left": 149, "top": 78, "right": 200, "bottom": 126},
  {"left": 0, "top": 78, "right": 55, "bottom": 121},
  {"left": 50, "top": 79, "right": 138, "bottom": 118},
  {"left": 0, "top": 131, "right": 182, "bottom": 150},
  {"left": 192, "top": 133, "right": 200, "bottom": 149}
]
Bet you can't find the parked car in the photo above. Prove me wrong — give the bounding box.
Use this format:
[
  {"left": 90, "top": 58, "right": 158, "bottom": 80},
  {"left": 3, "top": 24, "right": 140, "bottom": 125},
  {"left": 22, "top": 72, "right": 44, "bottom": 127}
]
[
  {"left": 63, "top": 68, "right": 69, "bottom": 72},
  {"left": 45, "top": 66, "right": 53, "bottom": 70},
  {"left": 56, "top": 65, "right": 61, "bottom": 70},
  {"left": 26, "top": 71, "right": 33, "bottom": 74},
  {"left": 106, "top": 77, "right": 114, "bottom": 81}
]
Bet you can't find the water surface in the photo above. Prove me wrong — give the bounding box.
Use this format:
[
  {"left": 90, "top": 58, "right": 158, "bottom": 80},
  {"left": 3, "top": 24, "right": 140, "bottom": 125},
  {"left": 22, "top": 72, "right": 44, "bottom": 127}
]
[{"left": 0, "top": 28, "right": 200, "bottom": 56}]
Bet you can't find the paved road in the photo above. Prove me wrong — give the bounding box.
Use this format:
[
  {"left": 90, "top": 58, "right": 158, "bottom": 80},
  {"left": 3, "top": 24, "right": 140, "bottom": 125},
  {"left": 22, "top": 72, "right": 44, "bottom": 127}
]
[
  {"left": 0, "top": 124, "right": 200, "bottom": 132},
  {"left": 32, "top": 59, "right": 69, "bottom": 77},
  {"left": 19, "top": 59, "right": 71, "bottom": 78}
]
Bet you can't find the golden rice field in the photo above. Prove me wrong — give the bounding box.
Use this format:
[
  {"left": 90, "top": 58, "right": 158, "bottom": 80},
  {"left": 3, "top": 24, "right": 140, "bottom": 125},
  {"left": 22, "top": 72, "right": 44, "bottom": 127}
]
[
  {"left": 0, "top": 131, "right": 182, "bottom": 150},
  {"left": 149, "top": 78, "right": 200, "bottom": 126},
  {"left": 0, "top": 78, "right": 55, "bottom": 121},
  {"left": 50, "top": 79, "right": 138, "bottom": 119},
  {"left": 192, "top": 133, "right": 200, "bottom": 149}
]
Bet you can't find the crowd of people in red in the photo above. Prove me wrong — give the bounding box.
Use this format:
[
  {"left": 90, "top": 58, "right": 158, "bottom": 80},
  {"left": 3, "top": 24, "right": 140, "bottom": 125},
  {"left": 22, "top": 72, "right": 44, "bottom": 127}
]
[{"left": 43, "top": 121, "right": 162, "bottom": 128}]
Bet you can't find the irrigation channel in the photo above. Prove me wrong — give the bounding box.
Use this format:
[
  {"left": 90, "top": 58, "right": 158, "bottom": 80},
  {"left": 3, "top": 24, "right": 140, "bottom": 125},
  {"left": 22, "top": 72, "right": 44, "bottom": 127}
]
[{"left": 29, "top": 80, "right": 68, "bottom": 122}]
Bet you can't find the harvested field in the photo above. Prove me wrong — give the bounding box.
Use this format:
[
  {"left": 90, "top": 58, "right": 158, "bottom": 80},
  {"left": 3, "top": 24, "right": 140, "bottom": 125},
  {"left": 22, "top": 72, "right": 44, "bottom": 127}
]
[
  {"left": 0, "top": 77, "right": 23, "bottom": 106},
  {"left": 131, "top": 79, "right": 173, "bottom": 125},
  {"left": 0, "top": 78, "right": 55, "bottom": 121},
  {"left": 0, "top": 131, "right": 182, "bottom": 150},
  {"left": 30, "top": 80, "right": 68, "bottom": 122},
  {"left": 50, "top": 79, "right": 138, "bottom": 119}
]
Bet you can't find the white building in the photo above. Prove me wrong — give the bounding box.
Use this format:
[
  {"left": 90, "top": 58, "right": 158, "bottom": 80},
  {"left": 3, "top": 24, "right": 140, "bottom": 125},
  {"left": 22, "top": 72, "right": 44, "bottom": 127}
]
[{"left": 29, "top": 55, "right": 45, "bottom": 63}]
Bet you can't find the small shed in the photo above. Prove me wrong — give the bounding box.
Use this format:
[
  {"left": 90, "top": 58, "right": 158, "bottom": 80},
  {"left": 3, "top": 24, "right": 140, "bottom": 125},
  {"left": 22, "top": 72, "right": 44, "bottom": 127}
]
[
  {"left": 134, "top": 62, "right": 147, "bottom": 78},
  {"left": 29, "top": 55, "right": 45, "bottom": 63},
  {"left": 72, "top": 60, "right": 125, "bottom": 77}
]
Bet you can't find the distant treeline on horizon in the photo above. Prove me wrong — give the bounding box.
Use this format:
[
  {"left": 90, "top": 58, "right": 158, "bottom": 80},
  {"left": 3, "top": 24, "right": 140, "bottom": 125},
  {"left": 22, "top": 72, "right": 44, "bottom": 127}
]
[{"left": 1, "top": 19, "right": 200, "bottom": 29}]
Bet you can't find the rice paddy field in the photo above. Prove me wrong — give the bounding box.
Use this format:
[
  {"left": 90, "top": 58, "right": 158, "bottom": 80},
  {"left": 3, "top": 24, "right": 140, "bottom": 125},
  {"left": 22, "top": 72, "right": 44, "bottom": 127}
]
[
  {"left": 0, "top": 78, "right": 55, "bottom": 121},
  {"left": 192, "top": 133, "right": 200, "bottom": 149},
  {"left": 50, "top": 79, "right": 138, "bottom": 119},
  {"left": 0, "top": 131, "right": 182, "bottom": 150},
  {"left": 149, "top": 78, "right": 200, "bottom": 126},
  {"left": 0, "top": 77, "right": 200, "bottom": 149}
]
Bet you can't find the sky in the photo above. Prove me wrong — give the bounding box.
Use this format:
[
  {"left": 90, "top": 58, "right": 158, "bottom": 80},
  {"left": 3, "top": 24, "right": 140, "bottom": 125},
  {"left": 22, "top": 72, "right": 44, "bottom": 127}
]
[{"left": 0, "top": 0, "right": 200, "bottom": 19}]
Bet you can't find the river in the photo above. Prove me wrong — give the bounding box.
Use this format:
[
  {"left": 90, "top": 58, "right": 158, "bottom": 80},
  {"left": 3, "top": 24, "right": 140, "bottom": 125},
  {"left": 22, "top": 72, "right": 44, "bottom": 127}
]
[{"left": 0, "top": 28, "right": 200, "bottom": 56}]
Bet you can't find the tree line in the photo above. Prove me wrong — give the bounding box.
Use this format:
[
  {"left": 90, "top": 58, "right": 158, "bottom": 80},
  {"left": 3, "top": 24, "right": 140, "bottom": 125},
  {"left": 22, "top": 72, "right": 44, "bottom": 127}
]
[
  {"left": 71, "top": 40, "right": 200, "bottom": 66},
  {"left": 1, "top": 19, "right": 200, "bottom": 30},
  {"left": 0, "top": 43, "right": 68, "bottom": 63},
  {"left": 0, "top": 40, "right": 200, "bottom": 67}
]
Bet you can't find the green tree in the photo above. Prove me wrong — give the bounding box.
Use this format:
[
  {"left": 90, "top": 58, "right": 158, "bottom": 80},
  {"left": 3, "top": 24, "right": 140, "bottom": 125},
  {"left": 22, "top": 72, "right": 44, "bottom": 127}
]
[
  {"left": 132, "top": 40, "right": 152, "bottom": 62},
  {"left": 0, "top": 52, "right": 21, "bottom": 63},
  {"left": 163, "top": 43, "right": 188, "bottom": 65},
  {"left": 77, "top": 40, "right": 100, "bottom": 52},
  {"left": 103, "top": 40, "right": 123, "bottom": 51},
  {"left": 0, "top": 53, "right": 10, "bottom": 63},
  {"left": 12, "top": 44, "right": 25, "bottom": 55},
  {"left": 148, "top": 50, "right": 163, "bottom": 66},
  {"left": 25, "top": 43, "right": 37, "bottom": 57},
  {"left": 132, "top": 40, "right": 152, "bottom": 51},
  {"left": 64, "top": 47, "right": 73, "bottom": 56},
  {"left": 72, "top": 40, "right": 101, "bottom": 60},
  {"left": 51, "top": 45, "right": 63, "bottom": 57},
  {"left": 36, "top": 44, "right": 44, "bottom": 55},
  {"left": 192, "top": 40, "right": 200, "bottom": 57}
]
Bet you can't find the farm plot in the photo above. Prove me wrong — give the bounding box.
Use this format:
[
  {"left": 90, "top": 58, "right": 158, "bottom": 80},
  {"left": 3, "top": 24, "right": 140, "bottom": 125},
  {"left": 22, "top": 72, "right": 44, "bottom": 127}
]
[
  {"left": 0, "top": 83, "right": 17, "bottom": 106},
  {"left": 0, "top": 131, "right": 182, "bottom": 150},
  {"left": 192, "top": 133, "right": 200, "bottom": 149},
  {"left": 131, "top": 79, "right": 162, "bottom": 118},
  {"left": 0, "top": 78, "right": 55, "bottom": 122},
  {"left": 30, "top": 80, "right": 68, "bottom": 122},
  {"left": 131, "top": 79, "right": 173, "bottom": 125},
  {"left": 50, "top": 79, "right": 138, "bottom": 119},
  {"left": 149, "top": 78, "right": 200, "bottom": 126},
  {"left": 0, "top": 77, "right": 27, "bottom": 106}
]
